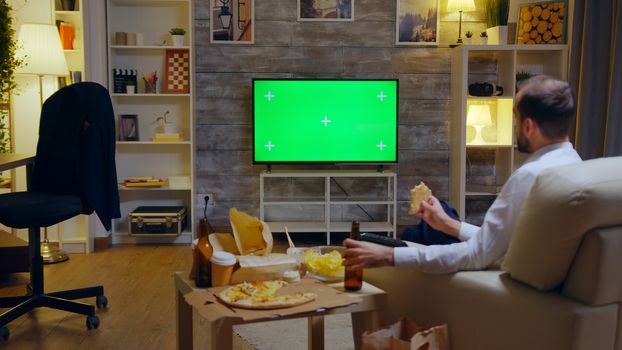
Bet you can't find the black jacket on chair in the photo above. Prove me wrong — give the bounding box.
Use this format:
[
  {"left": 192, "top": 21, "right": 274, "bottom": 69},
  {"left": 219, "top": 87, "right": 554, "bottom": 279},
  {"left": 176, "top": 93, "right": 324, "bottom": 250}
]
[{"left": 31, "top": 82, "right": 120, "bottom": 231}]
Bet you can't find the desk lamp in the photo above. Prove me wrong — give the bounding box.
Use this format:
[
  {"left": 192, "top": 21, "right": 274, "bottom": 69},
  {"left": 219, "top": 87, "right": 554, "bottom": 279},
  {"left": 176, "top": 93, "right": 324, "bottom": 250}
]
[
  {"left": 467, "top": 104, "right": 493, "bottom": 145},
  {"left": 15, "top": 23, "right": 70, "bottom": 264}
]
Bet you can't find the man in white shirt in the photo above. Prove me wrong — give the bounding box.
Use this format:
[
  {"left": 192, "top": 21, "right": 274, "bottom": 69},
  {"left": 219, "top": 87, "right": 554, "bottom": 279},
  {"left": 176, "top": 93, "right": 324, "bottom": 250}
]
[{"left": 343, "top": 76, "right": 582, "bottom": 273}]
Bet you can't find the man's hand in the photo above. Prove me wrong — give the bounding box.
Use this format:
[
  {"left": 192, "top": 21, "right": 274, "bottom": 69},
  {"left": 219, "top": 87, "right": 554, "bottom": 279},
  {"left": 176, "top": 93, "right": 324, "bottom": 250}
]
[
  {"left": 342, "top": 238, "right": 394, "bottom": 270},
  {"left": 416, "top": 195, "right": 461, "bottom": 238}
]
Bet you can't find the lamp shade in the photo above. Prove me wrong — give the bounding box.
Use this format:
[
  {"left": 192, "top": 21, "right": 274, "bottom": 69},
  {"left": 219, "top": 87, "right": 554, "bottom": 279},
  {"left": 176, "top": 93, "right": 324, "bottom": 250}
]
[
  {"left": 467, "top": 104, "right": 493, "bottom": 126},
  {"left": 447, "top": 0, "right": 476, "bottom": 12},
  {"left": 14, "top": 23, "right": 69, "bottom": 77}
]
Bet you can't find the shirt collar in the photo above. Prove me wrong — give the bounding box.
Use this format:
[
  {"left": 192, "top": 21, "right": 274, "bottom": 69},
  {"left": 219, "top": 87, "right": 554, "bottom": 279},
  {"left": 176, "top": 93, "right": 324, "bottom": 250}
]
[{"left": 525, "top": 141, "right": 573, "bottom": 163}]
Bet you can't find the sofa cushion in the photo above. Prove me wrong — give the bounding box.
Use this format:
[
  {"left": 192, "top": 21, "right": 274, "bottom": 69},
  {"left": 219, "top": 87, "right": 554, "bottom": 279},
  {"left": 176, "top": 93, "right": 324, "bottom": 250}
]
[
  {"left": 503, "top": 156, "right": 622, "bottom": 291},
  {"left": 562, "top": 226, "right": 622, "bottom": 306}
]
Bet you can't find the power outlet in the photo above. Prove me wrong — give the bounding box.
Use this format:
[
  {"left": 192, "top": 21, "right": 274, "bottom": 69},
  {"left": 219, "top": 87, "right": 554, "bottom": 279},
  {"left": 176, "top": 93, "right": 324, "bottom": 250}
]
[{"left": 203, "top": 193, "right": 215, "bottom": 206}]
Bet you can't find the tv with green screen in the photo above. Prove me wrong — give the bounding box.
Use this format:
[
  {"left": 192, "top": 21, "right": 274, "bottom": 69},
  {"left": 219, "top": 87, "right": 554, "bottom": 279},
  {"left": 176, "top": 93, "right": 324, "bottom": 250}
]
[{"left": 252, "top": 79, "right": 398, "bottom": 164}]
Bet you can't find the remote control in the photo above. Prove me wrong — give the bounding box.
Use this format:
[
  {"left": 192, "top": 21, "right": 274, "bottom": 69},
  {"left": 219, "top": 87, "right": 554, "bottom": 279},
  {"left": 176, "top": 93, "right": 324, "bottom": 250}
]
[{"left": 359, "top": 232, "right": 408, "bottom": 247}]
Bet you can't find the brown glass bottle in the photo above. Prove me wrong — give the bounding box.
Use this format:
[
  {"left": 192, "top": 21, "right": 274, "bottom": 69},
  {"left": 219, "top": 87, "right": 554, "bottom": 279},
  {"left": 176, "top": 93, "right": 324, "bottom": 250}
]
[
  {"left": 344, "top": 220, "right": 363, "bottom": 291},
  {"left": 194, "top": 218, "right": 213, "bottom": 287}
]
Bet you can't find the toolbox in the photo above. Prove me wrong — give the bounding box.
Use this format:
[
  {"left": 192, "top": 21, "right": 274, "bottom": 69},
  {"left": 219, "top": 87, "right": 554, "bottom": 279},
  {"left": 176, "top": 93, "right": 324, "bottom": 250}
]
[{"left": 129, "top": 206, "right": 187, "bottom": 236}]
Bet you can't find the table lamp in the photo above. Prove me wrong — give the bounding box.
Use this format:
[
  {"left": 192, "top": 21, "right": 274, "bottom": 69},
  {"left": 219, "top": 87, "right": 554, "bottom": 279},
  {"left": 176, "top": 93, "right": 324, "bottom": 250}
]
[
  {"left": 447, "top": 0, "right": 476, "bottom": 44},
  {"left": 467, "top": 104, "right": 493, "bottom": 145},
  {"left": 14, "top": 23, "right": 71, "bottom": 264}
]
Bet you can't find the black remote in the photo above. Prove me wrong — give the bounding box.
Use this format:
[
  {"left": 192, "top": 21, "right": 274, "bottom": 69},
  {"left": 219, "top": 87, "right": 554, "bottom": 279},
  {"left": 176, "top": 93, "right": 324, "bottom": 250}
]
[{"left": 359, "top": 232, "right": 408, "bottom": 247}]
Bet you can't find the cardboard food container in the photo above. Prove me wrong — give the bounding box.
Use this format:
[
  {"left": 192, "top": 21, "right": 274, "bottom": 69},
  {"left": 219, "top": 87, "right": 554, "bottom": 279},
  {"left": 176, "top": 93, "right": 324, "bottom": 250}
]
[{"left": 184, "top": 278, "right": 362, "bottom": 322}]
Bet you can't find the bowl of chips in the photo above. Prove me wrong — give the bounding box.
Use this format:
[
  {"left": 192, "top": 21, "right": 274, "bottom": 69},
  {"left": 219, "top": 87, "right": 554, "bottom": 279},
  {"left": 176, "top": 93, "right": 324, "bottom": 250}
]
[{"left": 302, "top": 246, "right": 345, "bottom": 282}]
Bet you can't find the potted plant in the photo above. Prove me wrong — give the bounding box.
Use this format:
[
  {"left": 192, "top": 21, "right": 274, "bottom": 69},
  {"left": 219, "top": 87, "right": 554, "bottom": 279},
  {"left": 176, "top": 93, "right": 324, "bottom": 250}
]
[
  {"left": 0, "top": 0, "right": 24, "bottom": 153},
  {"left": 480, "top": 31, "right": 488, "bottom": 45},
  {"left": 169, "top": 27, "right": 186, "bottom": 47},
  {"left": 516, "top": 71, "right": 534, "bottom": 91},
  {"left": 152, "top": 110, "right": 174, "bottom": 134},
  {"left": 465, "top": 31, "right": 473, "bottom": 45},
  {"left": 485, "top": 0, "right": 509, "bottom": 44}
]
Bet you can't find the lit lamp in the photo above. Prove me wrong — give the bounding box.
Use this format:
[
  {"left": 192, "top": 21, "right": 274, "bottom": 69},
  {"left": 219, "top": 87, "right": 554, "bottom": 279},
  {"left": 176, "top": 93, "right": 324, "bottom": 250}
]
[
  {"left": 15, "top": 23, "right": 70, "bottom": 264},
  {"left": 218, "top": 0, "right": 233, "bottom": 30},
  {"left": 447, "top": 0, "right": 476, "bottom": 45},
  {"left": 467, "top": 104, "right": 493, "bottom": 145}
]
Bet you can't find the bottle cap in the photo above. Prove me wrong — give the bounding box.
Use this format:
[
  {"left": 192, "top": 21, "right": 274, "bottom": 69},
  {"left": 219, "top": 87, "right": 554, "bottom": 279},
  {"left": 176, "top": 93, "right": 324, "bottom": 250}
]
[{"left": 210, "top": 251, "right": 236, "bottom": 266}]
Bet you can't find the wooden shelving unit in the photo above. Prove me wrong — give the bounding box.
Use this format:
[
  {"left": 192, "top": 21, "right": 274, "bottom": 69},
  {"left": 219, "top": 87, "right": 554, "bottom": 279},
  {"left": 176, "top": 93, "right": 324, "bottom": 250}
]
[
  {"left": 106, "top": 0, "right": 195, "bottom": 244},
  {"left": 450, "top": 45, "right": 569, "bottom": 218}
]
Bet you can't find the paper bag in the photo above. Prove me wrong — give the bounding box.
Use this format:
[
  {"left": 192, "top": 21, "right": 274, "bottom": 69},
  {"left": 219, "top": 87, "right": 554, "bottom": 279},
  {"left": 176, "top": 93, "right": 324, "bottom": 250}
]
[{"left": 361, "top": 317, "right": 449, "bottom": 350}]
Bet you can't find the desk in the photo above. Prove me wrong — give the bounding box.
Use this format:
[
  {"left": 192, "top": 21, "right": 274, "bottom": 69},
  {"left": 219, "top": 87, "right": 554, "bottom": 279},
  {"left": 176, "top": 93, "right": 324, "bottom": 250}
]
[{"left": 175, "top": 271, "right": 387, "bottom": 350}]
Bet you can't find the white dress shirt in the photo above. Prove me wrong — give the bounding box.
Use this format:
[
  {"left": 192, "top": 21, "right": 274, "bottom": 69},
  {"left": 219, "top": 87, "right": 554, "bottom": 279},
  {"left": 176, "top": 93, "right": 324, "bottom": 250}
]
[{"left": 393, "top": 141, "right": 582, "bottom": 273}]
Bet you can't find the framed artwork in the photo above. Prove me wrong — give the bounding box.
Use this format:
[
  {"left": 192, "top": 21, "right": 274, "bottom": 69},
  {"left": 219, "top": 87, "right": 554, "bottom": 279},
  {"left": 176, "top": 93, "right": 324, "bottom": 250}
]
[
  {"left": 119, "top": 115, "right": 139, "bottom": 141},
  {"left": 516, "top": 1, "right": 567, "bottom": 44},
  {"left": 210, "top": 0, "right": 254, "bottom": 44},
  {"left": 164, "top": 49, "right": 190, "bottom": 94},
  {"left": 396, "top": 0, "right": 440, "bottom": 46},
  {"left": 298, "top": 0, "right": 354, "bottom": 21}
]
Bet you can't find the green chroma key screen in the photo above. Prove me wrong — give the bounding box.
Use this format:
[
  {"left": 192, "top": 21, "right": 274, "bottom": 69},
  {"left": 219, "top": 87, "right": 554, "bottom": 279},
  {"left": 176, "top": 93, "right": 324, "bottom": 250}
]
[{"left": 252, "top": 79, "right": 398, "bottom": 163}]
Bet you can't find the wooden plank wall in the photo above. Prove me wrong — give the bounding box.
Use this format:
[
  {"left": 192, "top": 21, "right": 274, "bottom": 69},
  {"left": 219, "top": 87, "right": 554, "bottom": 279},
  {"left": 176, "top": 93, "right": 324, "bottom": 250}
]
[{"left": 193, "top": 1, "right": 490, "bottom": 231}]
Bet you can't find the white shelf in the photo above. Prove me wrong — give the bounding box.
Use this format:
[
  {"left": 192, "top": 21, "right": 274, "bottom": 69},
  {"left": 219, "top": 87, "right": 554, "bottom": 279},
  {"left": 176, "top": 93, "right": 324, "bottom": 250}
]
[
  {"left": 450, "top": 44, "right": 568, "bottom": 218},
  {"left": 117, "top": 141, "right": 191, "bottom": 145},
  {"left": 112, "top": 0, "right": 189, "bottom": 5},
  {"left": 118, "top": 185, "right": 192, "bottom": 191},
  {"left": 112, "top": 93, "right": 191, "bottom": 97},
  {"left": 110, "top": 45, "right": 190, "bottom": 50},
  {"left": 260, "top": 171, "right": 397, "bottom": 244},
  {"left": 108, "top": 0, "right": 195, "bottom": 244},
  {"left": 55, "top": 10, "right": 81, "bottom": 15}
]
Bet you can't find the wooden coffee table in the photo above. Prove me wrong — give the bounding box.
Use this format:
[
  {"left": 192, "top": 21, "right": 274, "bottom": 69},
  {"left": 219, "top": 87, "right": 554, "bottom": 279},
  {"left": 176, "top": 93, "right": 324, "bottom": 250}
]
[{"left": 174, "top": 272, "right": 386, "bottom": 350}]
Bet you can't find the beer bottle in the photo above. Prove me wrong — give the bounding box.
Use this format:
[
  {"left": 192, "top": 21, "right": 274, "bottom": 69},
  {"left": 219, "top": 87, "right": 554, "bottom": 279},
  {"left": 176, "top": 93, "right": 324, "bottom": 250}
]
[
  {"left": 194, "top": 218, "right": 213, "bottom": 287},
  {"left": 344, "top": 220, "right": 363, "bottom": 291}
]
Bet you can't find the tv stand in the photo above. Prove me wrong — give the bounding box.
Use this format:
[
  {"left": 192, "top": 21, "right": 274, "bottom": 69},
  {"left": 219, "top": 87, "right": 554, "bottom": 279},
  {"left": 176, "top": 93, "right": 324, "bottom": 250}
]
[{"left": 259, "top": 170, "right": 397, "bottom": 244}]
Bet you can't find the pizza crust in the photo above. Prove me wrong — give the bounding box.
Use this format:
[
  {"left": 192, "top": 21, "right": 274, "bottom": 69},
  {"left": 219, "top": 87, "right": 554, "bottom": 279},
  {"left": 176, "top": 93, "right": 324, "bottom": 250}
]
[
  {"left": 217, "top": 280, "right": 317, "bottom": 310},
  {"left": 408, "top": 182, "right": 432, "bottom": 215}
]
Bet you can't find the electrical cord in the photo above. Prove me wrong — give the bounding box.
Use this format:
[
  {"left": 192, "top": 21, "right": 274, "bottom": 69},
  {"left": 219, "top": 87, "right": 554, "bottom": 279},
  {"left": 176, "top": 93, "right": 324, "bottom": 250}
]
[{"left": 202, "top": 195, "right": 216, "bottom": 233}]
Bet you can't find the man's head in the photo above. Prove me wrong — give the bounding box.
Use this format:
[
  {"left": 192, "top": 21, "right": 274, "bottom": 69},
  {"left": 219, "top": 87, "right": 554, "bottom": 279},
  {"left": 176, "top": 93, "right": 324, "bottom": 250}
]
[{"left": 514, "top": 76, "right": 576, "bottom": 153}]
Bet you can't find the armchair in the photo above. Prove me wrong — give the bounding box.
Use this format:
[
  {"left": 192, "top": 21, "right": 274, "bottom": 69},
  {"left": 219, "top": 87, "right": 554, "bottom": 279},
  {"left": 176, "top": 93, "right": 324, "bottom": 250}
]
[{"left": 367, "top": 156, "right": 622, "bottom": 350}]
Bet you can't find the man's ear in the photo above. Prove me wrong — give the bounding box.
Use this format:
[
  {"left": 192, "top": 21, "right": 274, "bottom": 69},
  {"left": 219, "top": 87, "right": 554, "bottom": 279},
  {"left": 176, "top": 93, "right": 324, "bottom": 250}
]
[{"left": 522, "top": 117, "right": 537, "bottom": 136}]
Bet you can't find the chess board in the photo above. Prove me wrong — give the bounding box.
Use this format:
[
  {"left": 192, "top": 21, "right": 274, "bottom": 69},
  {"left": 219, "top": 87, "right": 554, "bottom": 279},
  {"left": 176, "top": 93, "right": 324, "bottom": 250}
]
[{"left": 164, "top": 49, "right": 190, "bottom": 93}]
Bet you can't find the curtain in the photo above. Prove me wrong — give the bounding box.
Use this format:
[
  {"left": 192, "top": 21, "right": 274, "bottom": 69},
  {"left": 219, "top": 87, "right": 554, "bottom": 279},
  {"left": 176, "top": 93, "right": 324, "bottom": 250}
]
[{"left": 570, "top": 0, "right": 622, "bottom": 158}]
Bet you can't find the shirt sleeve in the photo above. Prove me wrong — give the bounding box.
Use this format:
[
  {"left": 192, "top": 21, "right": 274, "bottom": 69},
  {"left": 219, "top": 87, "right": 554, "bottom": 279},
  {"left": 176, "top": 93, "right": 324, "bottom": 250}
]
[
  {"left": 459, "top": 222, "right": 479, "bottom": 241},
  {"left": 393, "top": 169, "right": 535, "bottom": 273}
]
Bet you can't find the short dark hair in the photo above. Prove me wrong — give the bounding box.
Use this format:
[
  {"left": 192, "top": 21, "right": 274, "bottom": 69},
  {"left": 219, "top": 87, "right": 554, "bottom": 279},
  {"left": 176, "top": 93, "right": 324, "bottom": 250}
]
[{"left": 516, "top": 76, "right": 576, "bottom": 139}]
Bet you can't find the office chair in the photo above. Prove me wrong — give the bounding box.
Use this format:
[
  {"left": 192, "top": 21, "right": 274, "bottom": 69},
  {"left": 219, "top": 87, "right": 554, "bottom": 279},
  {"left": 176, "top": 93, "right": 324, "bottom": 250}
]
[{"left": 0, "top": 82, "right": 120, "bottom": 340}]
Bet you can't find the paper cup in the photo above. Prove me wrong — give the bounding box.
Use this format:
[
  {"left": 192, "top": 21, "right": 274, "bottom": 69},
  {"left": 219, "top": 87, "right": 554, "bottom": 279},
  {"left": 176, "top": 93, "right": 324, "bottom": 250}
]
[{"left": 210, "top": 251, "right": 236, "bottom": 287}]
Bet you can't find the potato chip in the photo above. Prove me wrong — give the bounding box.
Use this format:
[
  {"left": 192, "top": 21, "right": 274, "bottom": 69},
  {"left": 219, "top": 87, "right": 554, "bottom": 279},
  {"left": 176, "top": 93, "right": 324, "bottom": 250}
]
[{"left": 303, "top": 249, "right": 345, "bottom": 278}]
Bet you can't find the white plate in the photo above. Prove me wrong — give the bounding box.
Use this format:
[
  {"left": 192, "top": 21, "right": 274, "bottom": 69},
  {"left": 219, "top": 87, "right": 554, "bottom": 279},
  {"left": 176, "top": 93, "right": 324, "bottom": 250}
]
[{"left": 305, "top": 271, "right": 343, "bottom": 283}]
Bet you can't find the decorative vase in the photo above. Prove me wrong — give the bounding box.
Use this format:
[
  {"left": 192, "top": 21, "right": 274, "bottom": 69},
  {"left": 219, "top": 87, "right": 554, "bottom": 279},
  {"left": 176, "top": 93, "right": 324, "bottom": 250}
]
[
  {"left": 486, "top": 26, "right": 508, "bottom": 45},
  {"left": 480, "top": 37, "right": 488, "bottom": 45},
  {"left": 171, "top": 35, "right": 184, "bottom": 47},
  {"left": 61, "top": 0, "right": 76, "bottom": 11}
]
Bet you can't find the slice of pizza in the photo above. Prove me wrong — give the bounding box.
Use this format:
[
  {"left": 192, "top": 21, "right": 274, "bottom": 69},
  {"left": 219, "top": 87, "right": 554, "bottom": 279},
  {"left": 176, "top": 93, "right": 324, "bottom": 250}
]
[
  {"left": 218, "top": 280, "right": 316, "bottom": 310},
  {"left": 408, "top": 182, "right": 432, "bottom": 215}
]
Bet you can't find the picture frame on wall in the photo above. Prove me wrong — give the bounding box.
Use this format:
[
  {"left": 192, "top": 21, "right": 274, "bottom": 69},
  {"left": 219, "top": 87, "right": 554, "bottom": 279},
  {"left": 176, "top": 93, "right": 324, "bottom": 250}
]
[
  {"left": 396, "top": 0, "right": 440, "bottom": 46},
  {"left": 298, "top": 0, "right": 354, "bottom": 21},
  {"left": 119, "top": 115, "right": 139, "bottom": 141},
  {"left": 516, "top": 1, "right": 567, "bottom": 45},
  {"left": 210, "top": 0, "right": 254, "bottom": 44}
]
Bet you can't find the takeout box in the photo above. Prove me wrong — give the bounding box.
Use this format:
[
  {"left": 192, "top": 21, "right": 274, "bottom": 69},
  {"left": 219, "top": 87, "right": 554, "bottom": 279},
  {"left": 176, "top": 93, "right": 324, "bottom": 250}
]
[
  {"left": 208, "top": 232, "right": 298, "bottom": 283},
  {"left": 184, "top": 278, "right": 362, "bottom": 322}
]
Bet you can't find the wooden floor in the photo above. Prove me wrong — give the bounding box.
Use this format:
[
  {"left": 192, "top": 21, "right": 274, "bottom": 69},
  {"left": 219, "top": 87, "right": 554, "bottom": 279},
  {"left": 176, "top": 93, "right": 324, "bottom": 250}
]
[{"left": 0, "top": 245, "right": 193, "bottom": 350}]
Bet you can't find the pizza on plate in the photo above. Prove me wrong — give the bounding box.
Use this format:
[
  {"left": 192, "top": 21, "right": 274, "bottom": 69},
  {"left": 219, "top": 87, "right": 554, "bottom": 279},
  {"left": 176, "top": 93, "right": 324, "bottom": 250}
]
[
  {"left": 408, "top": 181, "right": 432, "bottom": 215},
  {"left": 217, "top": 280, "right": 316, "bottom": 310}
]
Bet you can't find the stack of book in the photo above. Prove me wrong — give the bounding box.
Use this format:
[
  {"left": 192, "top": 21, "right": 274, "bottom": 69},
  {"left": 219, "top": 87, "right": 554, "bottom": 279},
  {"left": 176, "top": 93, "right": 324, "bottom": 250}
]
[
  {"left": 152, "top": 133, "right": 183, "bottom": 142},
  {"left": 123, "top": 176, "right": 167, "bottom": 188}
]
